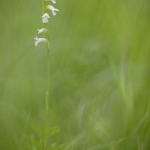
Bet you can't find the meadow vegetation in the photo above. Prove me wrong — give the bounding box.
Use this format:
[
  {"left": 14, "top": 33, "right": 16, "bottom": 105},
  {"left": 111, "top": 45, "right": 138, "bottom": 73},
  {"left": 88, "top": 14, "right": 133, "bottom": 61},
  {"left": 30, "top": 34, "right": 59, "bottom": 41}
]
[{"left": 0, "top": 0, "right": 150, "bottom": 149}]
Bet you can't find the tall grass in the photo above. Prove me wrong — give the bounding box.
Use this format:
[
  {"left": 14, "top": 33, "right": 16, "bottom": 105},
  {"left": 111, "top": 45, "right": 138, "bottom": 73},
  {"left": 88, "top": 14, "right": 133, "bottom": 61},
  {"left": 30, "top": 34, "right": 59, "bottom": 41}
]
[{"left": 0, "top": 0, "right": 150, "bottom": 149}]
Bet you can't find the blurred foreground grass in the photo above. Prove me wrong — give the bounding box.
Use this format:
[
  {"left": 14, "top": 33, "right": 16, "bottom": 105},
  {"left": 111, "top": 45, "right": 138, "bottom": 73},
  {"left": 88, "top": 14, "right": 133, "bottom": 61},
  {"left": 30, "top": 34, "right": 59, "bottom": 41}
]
[{"left": 0, "top": 0, "right": 150, "bottom": 149}]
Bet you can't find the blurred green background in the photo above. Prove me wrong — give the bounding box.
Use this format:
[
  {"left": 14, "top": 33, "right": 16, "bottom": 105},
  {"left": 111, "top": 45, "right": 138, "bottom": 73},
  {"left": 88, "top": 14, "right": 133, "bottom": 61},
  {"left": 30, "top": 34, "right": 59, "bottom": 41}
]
[{"left": 1, "top": 0, "right": 150, "bottom": 149}]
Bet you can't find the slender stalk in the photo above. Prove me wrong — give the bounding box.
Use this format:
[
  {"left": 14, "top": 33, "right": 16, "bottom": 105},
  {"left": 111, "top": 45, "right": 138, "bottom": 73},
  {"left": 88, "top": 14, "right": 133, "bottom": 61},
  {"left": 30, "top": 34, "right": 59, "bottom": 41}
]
[
  {"left": 42, "top": 0, "right": 50, "bottom": 121},
  {"left": 42, "top": 0, "right": 50, "bottom": 149},
  {"left": 46, "top": 47, "right": 50, "bottom": 120}
]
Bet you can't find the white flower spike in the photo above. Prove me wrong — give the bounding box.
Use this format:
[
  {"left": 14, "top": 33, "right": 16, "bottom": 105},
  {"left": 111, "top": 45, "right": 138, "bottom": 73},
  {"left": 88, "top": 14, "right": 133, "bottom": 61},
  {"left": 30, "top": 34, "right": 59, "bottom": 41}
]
[
  {"left": 38, "top": 28, "right": 48, "bottom": 34},
  {"left": 47, "top": 5, "right": 59, "bottom": 16},
  {"left": 42, "top": 13, "right": 50, "bottom": 23},
  {"left": 34, "top": 36, "right": 47, "bottom": 46}
]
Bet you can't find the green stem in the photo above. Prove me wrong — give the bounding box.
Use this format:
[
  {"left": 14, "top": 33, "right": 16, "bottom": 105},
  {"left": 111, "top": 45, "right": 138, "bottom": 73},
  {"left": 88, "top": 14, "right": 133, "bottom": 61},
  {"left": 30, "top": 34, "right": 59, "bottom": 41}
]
[
  {"left": 42, "top": 0, "right": 50, "bottom": 150},
  {"left": 44, "top": 31, "right": 50, "bottom": 150},
  {"left": 42, "top": 0, "right": 50, "bottom": 123},
  {"left": 46, "top": 46, "right": 50, "bottom": 120}
]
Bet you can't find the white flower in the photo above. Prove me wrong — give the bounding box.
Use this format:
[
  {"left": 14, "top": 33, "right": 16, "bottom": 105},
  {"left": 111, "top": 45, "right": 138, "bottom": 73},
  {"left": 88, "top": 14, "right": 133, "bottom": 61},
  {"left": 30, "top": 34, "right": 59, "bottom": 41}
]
[
  {"left": 42, "top": 13, "right": 50, "bottom": 23},
  {"left": 47, "top": 0, "right": 56, "bottom": 4},
  {"left": 51, "top": 0, "right": 56, "bottom": 4},
  {"left": 38, "top": 28, "right": 48, "bottom": 34},
  {"left": 34, "top": 36, "right": 47, "bottom": 46},
  {"left": 47, "top": 5, "right": 59, "bottom": 16}
]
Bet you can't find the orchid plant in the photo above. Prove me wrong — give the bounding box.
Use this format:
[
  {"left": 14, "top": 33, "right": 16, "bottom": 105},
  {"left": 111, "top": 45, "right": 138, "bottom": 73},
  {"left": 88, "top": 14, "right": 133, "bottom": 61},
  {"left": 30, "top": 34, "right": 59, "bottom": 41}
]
[
  {"left": 34, "top": 0, "right": 59, "bottom": 122},
  {"left": 34, "top": 0, "right": 59, "bottom": 121},
  {"left": 23, "top": 1, "right": 61, "bottom": 150}
]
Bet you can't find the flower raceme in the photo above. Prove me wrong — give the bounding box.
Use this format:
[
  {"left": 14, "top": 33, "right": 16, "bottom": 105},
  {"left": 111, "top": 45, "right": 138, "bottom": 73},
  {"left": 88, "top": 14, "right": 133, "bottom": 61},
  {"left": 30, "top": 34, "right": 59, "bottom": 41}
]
[
  {"left": 34, "top": 37, "right": 48, "bottom": 46},
  {"left": 42, "top": 13, "right": 50, "bottom": 23},
  {"left": 34, "top": 0, "right": 59, "bottom": 46},
  {"left": 47, "top": 5, "right": 59, "bottom": 16}
]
